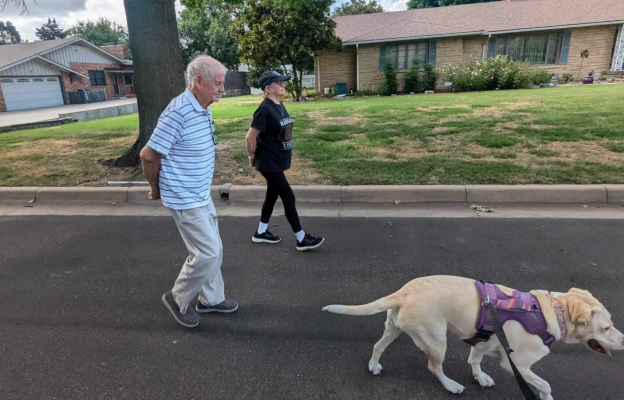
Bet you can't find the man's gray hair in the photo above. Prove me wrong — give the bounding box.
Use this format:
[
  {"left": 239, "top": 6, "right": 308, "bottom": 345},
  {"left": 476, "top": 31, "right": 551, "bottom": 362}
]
[{"left": 187, "top": 55, "right": 227, "bottom": 87}]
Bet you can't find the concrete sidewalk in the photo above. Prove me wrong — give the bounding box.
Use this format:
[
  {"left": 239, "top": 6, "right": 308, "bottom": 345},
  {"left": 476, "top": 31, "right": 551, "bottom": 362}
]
[
  {"left": 0, "top": 98, "right": 137, "bottom": 128},
  {"left": 2, "top": 184, "right": 624, "bottom": 205}
]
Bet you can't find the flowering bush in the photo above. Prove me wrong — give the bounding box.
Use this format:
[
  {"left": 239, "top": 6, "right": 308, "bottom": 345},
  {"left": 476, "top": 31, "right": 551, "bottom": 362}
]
[{"left": 442, "top": 56, "right": 548, "bottom": 92}]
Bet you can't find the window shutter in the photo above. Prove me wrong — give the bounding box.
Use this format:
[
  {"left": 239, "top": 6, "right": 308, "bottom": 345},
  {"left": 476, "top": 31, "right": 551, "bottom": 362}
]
[
  {"left": 379, "top": 46, "right": 387, "bottom": 70},
  {"left": 428, "top": 41, "right": 437, "bottom": 66},
  {"left": 558, "top": 30, "right": 571, "bottom": 65},
  {"left": 487, "top": 37, "right": 497, "bottom": 59}
]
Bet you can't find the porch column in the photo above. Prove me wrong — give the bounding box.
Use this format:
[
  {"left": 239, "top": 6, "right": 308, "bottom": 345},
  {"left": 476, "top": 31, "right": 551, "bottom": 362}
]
[
  {"left": 356, "top": 44, "right": 360, "bottom": 91},
  {"left": 612, "top": 24, "right": 624, "bottom": 71}
]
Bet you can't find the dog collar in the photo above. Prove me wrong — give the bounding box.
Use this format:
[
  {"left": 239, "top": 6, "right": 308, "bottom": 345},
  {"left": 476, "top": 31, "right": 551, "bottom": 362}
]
[{"left": 551, "top": 295, "right": 567, "bottom": 341}]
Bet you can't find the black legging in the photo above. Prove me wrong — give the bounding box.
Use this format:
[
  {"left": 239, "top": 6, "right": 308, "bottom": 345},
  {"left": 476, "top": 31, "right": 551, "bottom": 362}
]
[{"left": 259, "top": 170, "right": 302, "bottom": 233}]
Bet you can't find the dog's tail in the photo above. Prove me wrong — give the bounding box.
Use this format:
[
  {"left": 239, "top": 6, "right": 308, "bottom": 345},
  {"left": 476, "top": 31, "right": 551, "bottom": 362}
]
[{"left": 322, "top": 293, "right": 402, "bottom": 316}]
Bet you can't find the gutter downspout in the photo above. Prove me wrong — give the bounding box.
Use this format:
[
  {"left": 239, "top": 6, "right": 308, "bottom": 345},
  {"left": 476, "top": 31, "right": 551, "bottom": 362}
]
[
  {"left": 356, "top": 44, "right": 360, "bottom": 92},
  {"left": 317, "top": 55, "right": 321, "bottom": 93},
  {"left": 612, "top": 24, "right": 624, "bottom": 71}
]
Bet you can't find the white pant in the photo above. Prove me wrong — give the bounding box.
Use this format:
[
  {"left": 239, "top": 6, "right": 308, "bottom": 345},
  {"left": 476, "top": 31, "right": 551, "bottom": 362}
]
[{"left": 168, "top": 200, "right": 225, "bottom": 313}]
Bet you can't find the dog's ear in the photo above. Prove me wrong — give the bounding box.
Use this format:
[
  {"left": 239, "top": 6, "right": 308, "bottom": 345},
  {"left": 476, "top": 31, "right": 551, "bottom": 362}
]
[
  {"left": 569, "top": 288, "right": 593, "bottom": 298},
  {"left": 568, "top": 299, "right": 594, "bottom": 325}
]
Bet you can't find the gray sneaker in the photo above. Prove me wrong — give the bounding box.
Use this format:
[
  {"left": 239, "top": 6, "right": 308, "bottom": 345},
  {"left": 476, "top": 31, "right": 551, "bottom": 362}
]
[
  {"left": 196, "top": 299, "right": 239, "bottom": 314},
  {"left": 162, "top": 291, "right": 199, "bottom": 328}
]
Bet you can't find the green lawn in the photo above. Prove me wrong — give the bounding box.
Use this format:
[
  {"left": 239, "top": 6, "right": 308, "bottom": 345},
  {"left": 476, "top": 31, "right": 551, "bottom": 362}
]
[{"left": 2, "top": 84, "right": 624, "bottom": 186}]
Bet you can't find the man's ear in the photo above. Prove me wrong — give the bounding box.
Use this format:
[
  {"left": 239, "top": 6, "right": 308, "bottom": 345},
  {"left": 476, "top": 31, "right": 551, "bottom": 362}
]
[{"left": 569, "top": 300, "right": 594, "bottom": 325}]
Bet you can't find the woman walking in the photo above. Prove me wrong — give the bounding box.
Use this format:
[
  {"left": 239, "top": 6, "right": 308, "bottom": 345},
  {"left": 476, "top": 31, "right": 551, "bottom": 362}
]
[{"left": 245, "top": 71, "right": 324, "bottom": 251}]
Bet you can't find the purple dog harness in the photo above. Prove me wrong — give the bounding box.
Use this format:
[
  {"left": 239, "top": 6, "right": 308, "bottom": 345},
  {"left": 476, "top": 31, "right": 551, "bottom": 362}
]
[{"left": 464, "top": 280, "right": 556, "bottom": 347}]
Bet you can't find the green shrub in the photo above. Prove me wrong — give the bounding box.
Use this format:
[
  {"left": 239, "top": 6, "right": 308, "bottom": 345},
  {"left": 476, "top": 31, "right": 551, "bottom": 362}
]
[
  {"left": 422, "top": 62, "right": 439, "bottom": 92},
  {"left": 533, "top": 70, "right": 552, "bottom": 85},
  {"left": 355, "top": 89, "right": 377, "bottom": 96},
  {"left": 442, "top": 56, "right": 545, "bottom": 92},
  {"left": 402, "top": 59, "right": 439, "bottom": 94},
  {"left": 303, "top": 89, "right": 319, "bottom": 98},
  {"left": 403, "top": 59, "right": 421, "bottom": 94},
  {"left": 380, "top": 61, "right": 398, "bottom": 96},
  {"left": 561, "top": 73, "right": 574, "bottom": 84}
]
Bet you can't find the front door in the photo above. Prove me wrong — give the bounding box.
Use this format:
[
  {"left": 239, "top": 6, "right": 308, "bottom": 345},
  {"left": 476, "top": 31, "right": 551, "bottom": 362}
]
[{"left": 113, "top": 75, "right": 120, "bottom": 95}]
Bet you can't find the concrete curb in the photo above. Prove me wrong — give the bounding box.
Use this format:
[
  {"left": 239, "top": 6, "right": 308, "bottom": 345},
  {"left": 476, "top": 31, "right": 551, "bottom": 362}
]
[
  {"left": 58, "top": 102, "right": 138, "bottom": 122},
  {"left": 1, "top": 185, "right": 623, "bottom": 204},
  {"left": 0, "top": 117, "right": 75, "bottom": 134}
]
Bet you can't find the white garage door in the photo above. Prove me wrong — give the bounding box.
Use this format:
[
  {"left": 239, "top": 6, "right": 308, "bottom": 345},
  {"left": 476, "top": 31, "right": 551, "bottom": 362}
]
[{"left": 1, "top": 77, "right": 64, "bottom": 111}]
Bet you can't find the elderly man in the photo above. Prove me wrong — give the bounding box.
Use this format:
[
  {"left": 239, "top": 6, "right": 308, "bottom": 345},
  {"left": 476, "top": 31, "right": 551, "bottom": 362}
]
[{"left": 140, "top": 56, "right": 238, "bottom": 328}]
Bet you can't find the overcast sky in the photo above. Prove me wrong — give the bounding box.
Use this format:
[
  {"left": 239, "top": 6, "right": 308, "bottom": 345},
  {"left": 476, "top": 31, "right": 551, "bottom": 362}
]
[{"left": 1, "top": 0, "right": 408, "bottom": 42}]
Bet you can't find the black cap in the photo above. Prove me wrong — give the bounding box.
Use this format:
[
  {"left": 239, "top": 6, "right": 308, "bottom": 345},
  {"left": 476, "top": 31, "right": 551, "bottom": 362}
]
[{"left": 259, "top": 71, "right": 290, "bottom": 90}]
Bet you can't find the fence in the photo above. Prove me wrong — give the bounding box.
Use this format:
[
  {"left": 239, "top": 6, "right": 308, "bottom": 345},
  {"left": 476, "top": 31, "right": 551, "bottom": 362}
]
[
  {"left": 224, "top": 71, "right": 250, "bottom": 96},
  {"left": 68, "top": 89, "right": 107, "bottom": 105},
  {"left": 183, "top": 71, "right": 251, "bottom": 97}
]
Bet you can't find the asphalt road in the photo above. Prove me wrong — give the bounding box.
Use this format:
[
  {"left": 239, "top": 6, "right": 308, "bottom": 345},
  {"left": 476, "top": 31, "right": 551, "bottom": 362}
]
[{"left": 1, "top": 215, "right": 623, "bottom": 400}]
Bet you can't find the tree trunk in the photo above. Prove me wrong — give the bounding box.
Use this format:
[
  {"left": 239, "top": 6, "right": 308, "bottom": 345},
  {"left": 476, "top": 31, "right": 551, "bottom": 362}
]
[
  {"left": 299, "top": 67, "right": 303, "bottom": 98},
  {"left": 289, "top": 57, "right": 301, "bottom": 99},
  {"left": 115, "top": 0, "right": 186, "bottom": 167}
]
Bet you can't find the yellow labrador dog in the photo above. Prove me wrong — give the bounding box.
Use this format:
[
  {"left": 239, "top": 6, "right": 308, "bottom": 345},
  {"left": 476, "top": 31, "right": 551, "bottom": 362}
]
[{"left": 323, "top": 275, "right": 623, "bottom": 399}]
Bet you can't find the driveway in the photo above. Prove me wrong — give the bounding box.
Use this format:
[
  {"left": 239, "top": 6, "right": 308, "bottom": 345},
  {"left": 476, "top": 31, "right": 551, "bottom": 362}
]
[{"left": 0, "top": 98, "right": 137, "bottom": 127}]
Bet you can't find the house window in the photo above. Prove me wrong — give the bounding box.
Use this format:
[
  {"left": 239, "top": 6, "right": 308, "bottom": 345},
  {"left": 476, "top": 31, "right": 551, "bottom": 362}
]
[
  {"left": 123, "top": 74, "right": 133, "bottom": 85},
  {"left": 89, "top": 70, "right": 106, "bottom": 86},
  {"left": 492, "top": 31, "right": 564, "bottom": 65},
  {"left": 380, "top": 40, "right": 435, "bottom": 70}
]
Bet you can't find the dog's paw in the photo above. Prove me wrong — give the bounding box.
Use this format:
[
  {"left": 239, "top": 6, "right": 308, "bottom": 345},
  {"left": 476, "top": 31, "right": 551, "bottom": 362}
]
[
  {"left": 368, "top": 360, "right": 383, "bottom": 375},
  {"left": 473, "top": 372, "right": 495, "bottom": 388},
  {"left": 443, "top": 381, "right": 465, "bottom": 395}
]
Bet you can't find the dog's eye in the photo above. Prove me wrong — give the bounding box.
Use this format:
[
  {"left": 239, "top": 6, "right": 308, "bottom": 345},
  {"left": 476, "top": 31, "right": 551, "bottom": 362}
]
[{"left": 605, "top": 326, "right": 611, "bottom": 331}]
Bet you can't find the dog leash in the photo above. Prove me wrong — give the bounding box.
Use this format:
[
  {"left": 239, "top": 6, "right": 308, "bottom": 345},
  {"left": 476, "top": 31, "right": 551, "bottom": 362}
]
[{"left": 486, "top": 297, "right": 540, "bottom": 400}]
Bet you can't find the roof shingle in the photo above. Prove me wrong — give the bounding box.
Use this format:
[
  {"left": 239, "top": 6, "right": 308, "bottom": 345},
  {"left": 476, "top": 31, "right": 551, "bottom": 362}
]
[
  {"left": 0, "top": 38, "right": 81, "bottom": 69},
  {"left": 334, "top": 0, "right": 624, "bottom": 43}
]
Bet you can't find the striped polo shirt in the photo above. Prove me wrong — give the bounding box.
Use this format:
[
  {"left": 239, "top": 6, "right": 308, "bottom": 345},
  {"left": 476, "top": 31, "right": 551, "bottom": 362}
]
[{"left": 147, "top": 89, "right": 216, "bottom": 211}]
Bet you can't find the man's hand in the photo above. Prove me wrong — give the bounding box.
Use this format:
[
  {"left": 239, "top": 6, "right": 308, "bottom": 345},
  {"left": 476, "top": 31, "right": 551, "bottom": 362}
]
[
  {"left": 140, "top": 146, "right": 162, "bottom": 201},
  {"left": 248, "top": 155, "right": 255, "bottom": 167},
  {"left": 148, "top": 187, "right": 161, "bottom": 200}
]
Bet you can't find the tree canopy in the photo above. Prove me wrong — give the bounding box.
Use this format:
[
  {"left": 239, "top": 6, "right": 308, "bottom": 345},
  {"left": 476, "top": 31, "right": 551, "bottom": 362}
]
[
  {"left": 0, "top": 20, "right": 22, "bottom": 44},
  {"left": 230, "top": 0, "right": 341, "bottom": 97},
  {"left": 407, "top": 0, "right": 500, "bottom": 10},
  {"left": 35, "top": 18, "right": 66, "bottom": 41},
  {"left": 334, "top": 0, "right": 383, "bottom": 17},
  {"left": 177, "top": 5, "right": 239, "bottom": 68},
  {"left": 66, "top": 17, "right": 129, "bottom": 47}
]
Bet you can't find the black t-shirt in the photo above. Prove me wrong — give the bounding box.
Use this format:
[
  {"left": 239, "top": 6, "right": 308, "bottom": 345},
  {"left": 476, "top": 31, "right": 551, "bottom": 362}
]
[{"left": 251, "top": 99, "right": 293, "bottom": 172}]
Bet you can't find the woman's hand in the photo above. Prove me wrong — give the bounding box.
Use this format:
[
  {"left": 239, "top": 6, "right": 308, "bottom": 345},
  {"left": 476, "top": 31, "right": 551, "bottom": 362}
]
[{"left": 246, "top": 127, "right": 261, "bottom": 167}]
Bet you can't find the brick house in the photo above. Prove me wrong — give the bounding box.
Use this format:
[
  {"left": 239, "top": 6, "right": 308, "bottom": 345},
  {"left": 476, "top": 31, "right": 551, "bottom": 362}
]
[
  {"left": 0, "top": 38, "right": 134, "bottom": 112},
  {"left": 315, "top": 0, "right": 624, "bottom": 93}
]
